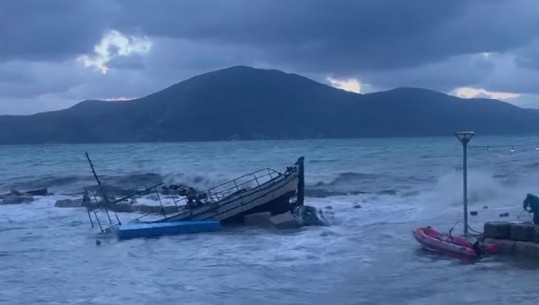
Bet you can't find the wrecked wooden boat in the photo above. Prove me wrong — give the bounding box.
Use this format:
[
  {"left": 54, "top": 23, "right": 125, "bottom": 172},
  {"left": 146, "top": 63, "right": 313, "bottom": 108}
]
[
  {"left": 155, "top": 157, "right": 306, "bottom": 224},
  {"left": 82, "top": 154, "right": 320, "bottom": 239}
]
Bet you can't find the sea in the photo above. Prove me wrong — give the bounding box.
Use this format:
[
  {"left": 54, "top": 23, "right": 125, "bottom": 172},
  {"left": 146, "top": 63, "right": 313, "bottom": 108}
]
[{"left": 1, "top": 135, "right": 539, "bottom": 305}]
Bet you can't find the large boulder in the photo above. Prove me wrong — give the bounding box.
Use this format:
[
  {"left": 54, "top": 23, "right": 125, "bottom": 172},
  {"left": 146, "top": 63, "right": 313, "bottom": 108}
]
[
  {"left": 293, "top": 205, "right": 327, "bottom": 226},
  {"left": 484, "top": 238, "right": 516, "bottom": 254},
  {"left": 514, "top": 241, "right": 539, "bottom": 258},
  {"left": 534, "top": 226, "right": 539, "bottom": 243},
  {"left": 1, "top": 195, "right": 34, "bottom": 204},
  {"left": 24, "top": 188, "right": 48, "bottom": 196},
  {"left": 55, "top": 198, "right": 84, "bottom": 208},
  {"left": 510, "top": 223, "right": 535, "bottom": 241},
  {"left": 270, "top": 212, "right": 301, "bottom": 229},
  {"left": 484, "top": 221, "right": 511, "bottom": 239}
]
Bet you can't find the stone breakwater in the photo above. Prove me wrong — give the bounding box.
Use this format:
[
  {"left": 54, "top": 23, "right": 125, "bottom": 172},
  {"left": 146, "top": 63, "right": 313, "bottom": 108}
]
[{"left": 484, "top": 221, "right": 539, "bottom": 258}]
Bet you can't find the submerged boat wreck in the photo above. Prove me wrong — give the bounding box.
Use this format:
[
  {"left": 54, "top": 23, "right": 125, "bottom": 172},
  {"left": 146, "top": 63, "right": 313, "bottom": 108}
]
[{"left": 82, "top": 154, "right": 325, "bottom": 239}]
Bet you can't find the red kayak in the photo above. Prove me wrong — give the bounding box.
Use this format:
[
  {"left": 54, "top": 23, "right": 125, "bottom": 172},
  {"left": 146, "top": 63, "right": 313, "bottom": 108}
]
[{"left": 413, "top": 226, "right": 499, "bottom": 260}]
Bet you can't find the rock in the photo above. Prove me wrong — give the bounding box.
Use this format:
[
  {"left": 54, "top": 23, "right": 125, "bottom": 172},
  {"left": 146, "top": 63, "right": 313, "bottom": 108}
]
[
  {"left": 499, "top": 240, "right": 517, "bottom": 254},
  {"left": 484, "top": 221, "right": 511, "bottom": 239},
  {"left": 55, "top": 198, "right": 84, "bottom": 208},
  {"left": 244, "top": 212, "right": 272, "bottom": 226},
  {"left": 485, "top": 238, "right": 516, "bottom": 254},
  {"left": 499, "top": 212, "right": 509, "bottom": 218},
  {"left": 293, "top": 205, "right": 326, "bottom": 226},
  {"left": 353, "top": 204, "right": 362, "bottom": 209},
  {"left": 24, "top": 188, "right": 48, "bottom": 196},
  {"left": 534, "top": 226, "right": 539, "bottom": 243},
  {"left": 470, "top": 211, "right": 478, "bottom": 216},
  {"left": 1, "top": 195, "right": 34, "bottom": 204},
  {"left": 510, "top": 223, "right": 535, "bottom": 241},
  {"left": 514, "top": 241, "right": 539, "bottom": 258},
  {"left": 324, "top": 206, "right": 333, "bottom": 210},
  {"left": 483, "top": 205, "right": 488, "bottom": 209},
  {"left": 9, "top": 189, "right": 23, "bottom": 196},
  {"left": 270, "top": 212, "right": 301, "bottom": 229}
]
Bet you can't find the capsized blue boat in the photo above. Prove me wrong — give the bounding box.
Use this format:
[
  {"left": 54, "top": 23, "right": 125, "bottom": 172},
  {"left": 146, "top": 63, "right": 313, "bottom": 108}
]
[{"left": 116, "top": 220, "right": 221, "bottom": 240}]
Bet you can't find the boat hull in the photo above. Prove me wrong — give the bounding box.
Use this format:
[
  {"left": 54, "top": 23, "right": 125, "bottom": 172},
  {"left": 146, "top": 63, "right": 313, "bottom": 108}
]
[
  {"left": 158, "top": 160, "right": 302, "bottom": 223},
  {"left": 116, "top": 220, "right": 221, "bottom": 240}
]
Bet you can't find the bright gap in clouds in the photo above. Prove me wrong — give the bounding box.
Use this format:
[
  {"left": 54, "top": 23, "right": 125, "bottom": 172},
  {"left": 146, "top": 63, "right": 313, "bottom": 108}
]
[
  {"left": 77, "top": 30, "right": 152, "bottom": 74},
  {"left": 327, "top": 77, "right": 362, "bottom": 93},
  {"left": 105, "top": 97, "right": 136, "bottom": 102},
  {"left": 452, "top": 86, "right": 520, "bottom": 100}
]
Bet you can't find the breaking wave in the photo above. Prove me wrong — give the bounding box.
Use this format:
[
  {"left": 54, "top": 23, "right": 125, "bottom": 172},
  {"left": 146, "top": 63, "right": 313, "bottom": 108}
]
[
  {"left": 2, "top": 171, "right": 234, "bottom": 196},
  {"left": 4, "top": 170, "right": 412, "bottom": 199},
  {"left": 421, "top": 168, "right": 539, "bottom": 209},
  {"left": 305, "top": 172, "right": 435, "bottom": 198}
]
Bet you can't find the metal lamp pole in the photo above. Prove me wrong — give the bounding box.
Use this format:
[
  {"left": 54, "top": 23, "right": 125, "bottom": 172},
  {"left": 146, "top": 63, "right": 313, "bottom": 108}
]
[{"left": 455, "top": 131, "right": 474, "bottom": 237}]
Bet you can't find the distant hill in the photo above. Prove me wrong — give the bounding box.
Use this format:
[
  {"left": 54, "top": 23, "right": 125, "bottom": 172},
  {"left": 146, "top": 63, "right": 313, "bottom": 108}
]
[{"left": 0, "top": 65, "right": 538, "bottom": 144}]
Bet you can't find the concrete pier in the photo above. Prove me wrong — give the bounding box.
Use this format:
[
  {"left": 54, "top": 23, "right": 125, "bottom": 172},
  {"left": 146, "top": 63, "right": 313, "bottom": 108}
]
[{"left": 484, "top": 221, "right": 539, "bottom": 259}]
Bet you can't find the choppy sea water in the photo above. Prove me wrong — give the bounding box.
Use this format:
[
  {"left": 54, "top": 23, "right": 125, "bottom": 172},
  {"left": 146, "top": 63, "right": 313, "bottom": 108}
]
[{"left": 2, "top": 136, "right": 539, "bottom": 305}]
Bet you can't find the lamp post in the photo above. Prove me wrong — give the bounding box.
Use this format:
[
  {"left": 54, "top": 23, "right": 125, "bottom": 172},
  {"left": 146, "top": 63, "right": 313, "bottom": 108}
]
[{"left": 455, "top": 131, "right": 474, "bottom": 237}]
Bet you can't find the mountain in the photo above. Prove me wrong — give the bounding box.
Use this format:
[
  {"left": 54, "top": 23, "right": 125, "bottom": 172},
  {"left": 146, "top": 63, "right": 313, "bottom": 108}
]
[{"left": 0, "top": 65, "right": 538, "bottom": 144}]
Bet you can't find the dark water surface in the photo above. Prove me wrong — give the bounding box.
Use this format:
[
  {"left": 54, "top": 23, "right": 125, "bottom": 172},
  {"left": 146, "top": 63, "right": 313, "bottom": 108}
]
[{"left": 2, "top": 136, "right": 539, "bottom": 304}]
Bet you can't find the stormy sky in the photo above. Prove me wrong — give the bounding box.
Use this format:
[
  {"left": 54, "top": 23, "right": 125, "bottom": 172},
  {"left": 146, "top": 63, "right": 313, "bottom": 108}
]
[{"left": 1, "top": 0, "right": 538, "bottom": 114}]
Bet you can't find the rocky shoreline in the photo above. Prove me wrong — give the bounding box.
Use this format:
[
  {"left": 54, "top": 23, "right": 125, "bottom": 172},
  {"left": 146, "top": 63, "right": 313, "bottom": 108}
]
[
  {"left": 0, "top": 188, "right": 48, "bottom": 205},
  {"left": 0, "top": 186, "right": 181, "bottom": 216}
]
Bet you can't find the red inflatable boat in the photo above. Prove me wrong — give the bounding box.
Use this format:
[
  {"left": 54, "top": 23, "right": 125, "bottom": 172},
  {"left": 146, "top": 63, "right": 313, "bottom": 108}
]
[{"left": 413, "top": 226, "right": 499, "bottom": 259}]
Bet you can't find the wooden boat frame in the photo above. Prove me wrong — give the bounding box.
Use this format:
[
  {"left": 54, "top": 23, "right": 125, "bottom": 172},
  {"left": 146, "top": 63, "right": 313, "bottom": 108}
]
[{"left": 83, "top": 153, "right": 305, "bottom": 233}]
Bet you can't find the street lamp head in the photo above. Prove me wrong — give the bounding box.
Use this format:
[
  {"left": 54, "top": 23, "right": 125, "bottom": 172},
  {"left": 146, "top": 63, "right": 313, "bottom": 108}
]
[{"left": 455, "top": 131, "right": 475, "bottom": 144}]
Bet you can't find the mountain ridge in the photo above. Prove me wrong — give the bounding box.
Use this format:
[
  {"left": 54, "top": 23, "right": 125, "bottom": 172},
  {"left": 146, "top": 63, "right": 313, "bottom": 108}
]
[{"left": 0, "top": 66, "right": 537, "bottom": 144}]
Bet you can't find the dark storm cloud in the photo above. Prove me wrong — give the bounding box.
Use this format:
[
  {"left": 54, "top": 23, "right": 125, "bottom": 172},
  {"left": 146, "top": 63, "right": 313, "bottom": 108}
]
[
  {"left": 514, "top": 39, "right": 539, "bottom": 70},
  {"left": 356, "top": 53, "right": 497, "bottom": 92},
  {"left": 110, "top": 0, "right": 538, "bottom": 73},
  {"left": 2, "top": 0, "right": 538, "bottom": 70},
  {"left": 0, "top": 0, "right": 538, "bottom": 114},
  {"left": 0, "top": 0, "right": 115, "bottom": 61},
  {"left": 111, "top": 0, "right": 465, "bottom": 72}
]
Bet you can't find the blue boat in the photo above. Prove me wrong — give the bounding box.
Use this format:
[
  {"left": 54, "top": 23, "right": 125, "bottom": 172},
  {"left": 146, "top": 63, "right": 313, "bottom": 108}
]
[{"left": 116, "top": 220, "right": 221, "bottom": 240}]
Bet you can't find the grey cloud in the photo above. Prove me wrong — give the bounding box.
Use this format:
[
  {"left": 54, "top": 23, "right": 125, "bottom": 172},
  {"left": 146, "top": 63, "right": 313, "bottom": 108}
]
[
  {"left": 481, "top": 55, "right": 539, "bottom": 95},
  {"left": 0, "top": 0, "right": 116, "bottom": 62},
  {"left": 514, "top": 39, "right": 539, "bottom": 70},
  {"left": 0, "top": 60, "right": 87, "bottom": 99},
  {"left": 0, "top": 0, "right": 539, "bottom": 114},
  {"left": 111, "top": 0, "right": 466, "bottom": 72},
  {"left": 110, "top": 0, "right": 538, "bottom": 73},
  {"left": 108, "top": 54, "right": 149, "bottom": 71},
  {"left": 510, "top": 94, "right": 539, "bottom": 108},
  {"left": 343, "top": 53, "right": 496, "bottom": 93},
  {"left": 2, "top": 0, "right": 538, "bottom": 72}
]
